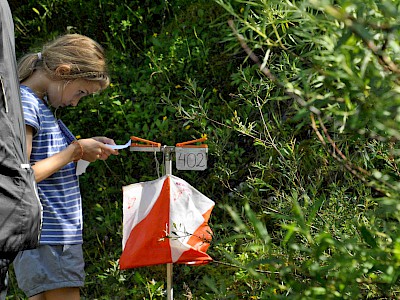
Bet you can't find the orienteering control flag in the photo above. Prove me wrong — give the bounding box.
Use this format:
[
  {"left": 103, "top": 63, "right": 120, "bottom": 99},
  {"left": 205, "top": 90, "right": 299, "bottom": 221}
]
[{"left": 120, "top": 175, "right": 214, "bottom": 269}]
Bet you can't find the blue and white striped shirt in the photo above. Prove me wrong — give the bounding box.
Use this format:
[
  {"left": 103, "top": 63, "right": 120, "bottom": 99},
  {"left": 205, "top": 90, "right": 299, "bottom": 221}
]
[{"left": 21, "top": 85, "right": 83, "bottom": 245}]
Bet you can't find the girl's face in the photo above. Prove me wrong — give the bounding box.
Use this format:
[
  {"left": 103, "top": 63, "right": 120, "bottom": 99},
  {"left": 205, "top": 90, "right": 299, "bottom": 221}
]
[{"left": 47, "top": 78, "right": 101, "bottom": 108}]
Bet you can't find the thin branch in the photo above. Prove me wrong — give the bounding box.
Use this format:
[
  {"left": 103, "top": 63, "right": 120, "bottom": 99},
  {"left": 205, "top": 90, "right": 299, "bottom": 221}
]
[
  {"left": 310, "top": 113, "right": 395, "bottom": 194},
  {"left": 227, "top": 19, "right": 321, "bottom": 115},
  {"left": 309, "top": 113, "right": 368, "bottom": 182},
  {"left": 316, "top": 114, "right": 369, "bottom": 176},
  {"left": 228, "top": 17, "right": 396, "bottom": 195},
  {"left": 327, "top": 6, "right": 400, "bottom": 77},
  {"left": 211, "top": 259, "right": 279, "bottom": 275}
]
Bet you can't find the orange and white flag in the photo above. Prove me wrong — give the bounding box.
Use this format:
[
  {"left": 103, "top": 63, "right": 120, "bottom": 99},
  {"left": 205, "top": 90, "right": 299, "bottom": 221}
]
[{"left": 119, "top": 175, "right": 214, "bottom": 269}]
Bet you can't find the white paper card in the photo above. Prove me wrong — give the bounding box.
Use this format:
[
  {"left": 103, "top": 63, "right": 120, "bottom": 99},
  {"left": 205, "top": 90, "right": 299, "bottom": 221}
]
[{"left": 76, "top": 140, "right": 131, "bottom": 175}]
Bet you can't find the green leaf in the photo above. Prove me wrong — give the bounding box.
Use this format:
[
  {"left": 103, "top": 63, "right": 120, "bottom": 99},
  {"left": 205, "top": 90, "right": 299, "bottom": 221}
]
[{"left": 360, "top": 225, "right": 378, "bottom": 248}]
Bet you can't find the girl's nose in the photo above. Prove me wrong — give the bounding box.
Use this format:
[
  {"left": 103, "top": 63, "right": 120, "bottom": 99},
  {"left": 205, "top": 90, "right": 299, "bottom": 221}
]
[{"left": 71, "top": 97, "right": 82, "bottom": 106}]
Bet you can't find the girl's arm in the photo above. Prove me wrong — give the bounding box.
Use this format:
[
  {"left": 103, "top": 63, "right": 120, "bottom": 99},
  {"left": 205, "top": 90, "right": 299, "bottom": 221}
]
[{"left": 26, "top": 125, "right": 118, "bottom": 183}]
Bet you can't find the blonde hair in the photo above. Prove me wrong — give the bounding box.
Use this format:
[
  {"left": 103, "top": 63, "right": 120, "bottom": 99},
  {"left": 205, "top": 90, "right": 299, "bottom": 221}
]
[{"left": 18, "top": 34, "right": 110, "bottom": 89}]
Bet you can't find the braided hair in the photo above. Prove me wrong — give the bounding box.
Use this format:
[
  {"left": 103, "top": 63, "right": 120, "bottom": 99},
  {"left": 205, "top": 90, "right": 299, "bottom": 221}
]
[{"left": 18, "top": 34, "right": 109, "bottom": 89}]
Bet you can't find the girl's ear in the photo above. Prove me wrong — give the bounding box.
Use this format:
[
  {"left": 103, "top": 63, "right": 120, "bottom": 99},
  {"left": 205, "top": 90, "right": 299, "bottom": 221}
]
[{"left": 55, "top": 64, "right": 71, "bottom": 76}]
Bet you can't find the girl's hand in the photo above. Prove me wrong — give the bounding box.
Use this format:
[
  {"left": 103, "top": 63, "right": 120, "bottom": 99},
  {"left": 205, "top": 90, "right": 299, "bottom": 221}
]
[
  {"left": 77, "top": 137, "right": 119, "bottom": 162},
  {"left": 92, "top": 136, "right": 116, "bottom": 145},
  {"left": 93, "top": 136, "right": 120, "bottom": 160}
]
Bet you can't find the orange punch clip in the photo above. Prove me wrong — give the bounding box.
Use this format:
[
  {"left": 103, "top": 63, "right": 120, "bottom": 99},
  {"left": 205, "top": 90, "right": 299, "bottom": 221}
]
[
  {"left": 176, "top": 137, "right": 208, "bottom": 148},
  {"left": 130, "top": 136, "right": 161, "bottom": 148}
]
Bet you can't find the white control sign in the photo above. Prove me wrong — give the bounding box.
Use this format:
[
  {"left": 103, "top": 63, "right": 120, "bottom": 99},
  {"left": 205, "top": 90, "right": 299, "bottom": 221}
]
[{"left": 175, "top": 147, "right": 208, "bottom": 171}]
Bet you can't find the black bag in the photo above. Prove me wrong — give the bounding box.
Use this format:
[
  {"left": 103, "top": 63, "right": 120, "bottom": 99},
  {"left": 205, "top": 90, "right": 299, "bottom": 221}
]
[{"left": 0, "top": 0, "right": 41, "bottom": 254}]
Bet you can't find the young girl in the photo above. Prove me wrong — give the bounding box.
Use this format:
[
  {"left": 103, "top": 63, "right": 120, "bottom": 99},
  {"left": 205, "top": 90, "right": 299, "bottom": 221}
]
[{"left": 13, "top": 34, "right": 119, "bottom": 300}]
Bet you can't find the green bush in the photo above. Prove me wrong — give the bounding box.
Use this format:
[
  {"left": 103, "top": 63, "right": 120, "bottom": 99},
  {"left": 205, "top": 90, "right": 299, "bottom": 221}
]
[{"left": 7, "top": 0, "right": 400, "bottom": 299}]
